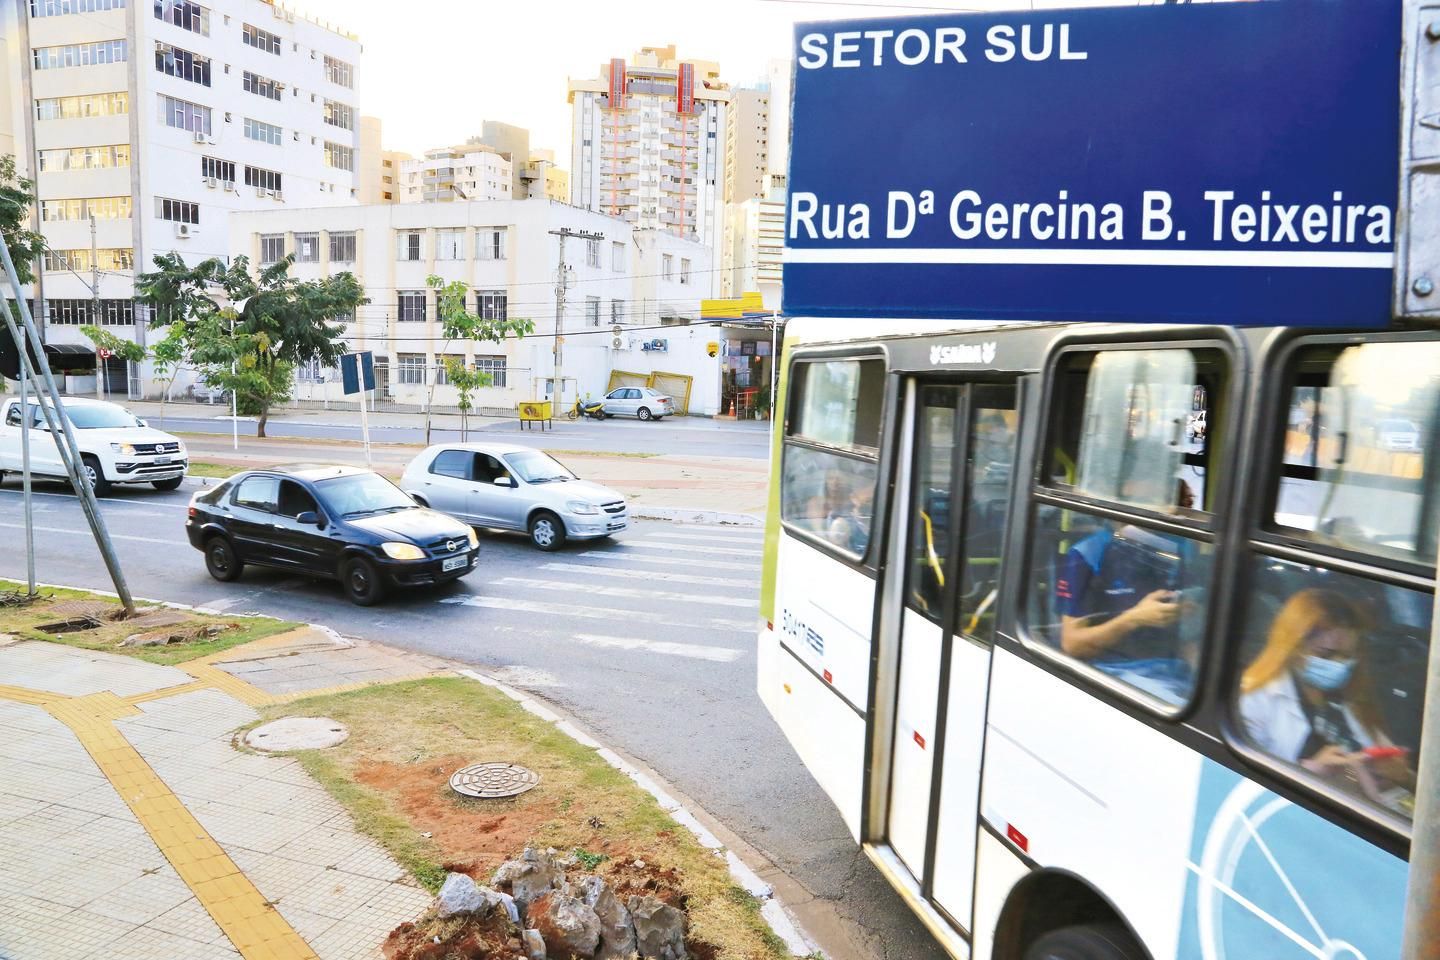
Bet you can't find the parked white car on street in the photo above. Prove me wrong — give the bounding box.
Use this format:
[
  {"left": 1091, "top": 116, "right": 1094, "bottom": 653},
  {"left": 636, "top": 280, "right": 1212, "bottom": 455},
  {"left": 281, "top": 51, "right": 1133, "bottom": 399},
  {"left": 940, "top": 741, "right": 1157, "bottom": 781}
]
[
  {"left": 400, "top": 442, "right": 628, "bottom": 550},
  {"left": 0, "top": 396, "right": 188, "bottom": 495},
  {"left": 601, "top": 386, "right": 675, "bottom": 421}
]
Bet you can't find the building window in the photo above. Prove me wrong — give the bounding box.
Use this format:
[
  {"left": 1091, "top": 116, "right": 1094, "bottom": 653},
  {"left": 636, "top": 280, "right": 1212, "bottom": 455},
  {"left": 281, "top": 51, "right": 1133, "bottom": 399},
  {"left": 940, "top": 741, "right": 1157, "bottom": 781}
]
[
  {"left": 323, "top": 99, "right": 353, "bottom": 131},
  {"left": 586, "top": 239, "right": 600, "bottom": 268},
  {"left": 329, "top": 231, "right": 356, "bottom": 263},
  {"left": 397, "top": 290, "right": 426, "bottom": 322},
  {"left": 611, "top": 299, "right": 623, "bottom": 326},
  {"left": 45, "top": 248, "right": 133, "bottom": 272},
  {"left": 662, "top": 254, "right": 674, "bottom": 279},
  {"left": 323, "top": 142, "right": 354, "bottom": 172},
  {"left": 586, "top": 296, "right": 601, "bottom": 327},
  {"left": 200, "top": 156, "right": 233, "bottom": 181},
  {"left": 157, "top": 94, "right": 211, "bottom": 134},
  {"left": 242, "top": 165, "right": 283, "bottom": 194},
  {"left": 396, "top": 231, "right": 422, "bottom": 262},
  {"left": 243, "top": 117, "right": 281, "bottom": 145},
  {"left": 155, "top": 43, "right": 209, "bottom": 85},
  {"left": 475, "top": 356, "right": 507, "bottom": 388},
  {"left": 611, "top": 241, "right": 625, "bottom": 272},
  {"left": 38, "top": 145, "right": 130, "bottom": 171},
  {"left": 47, "top": 299, "right": 134, "bottom": 325},
  {"left": 323, "top": 55, "right": 354, "bottom": 89},
  {"left": 33, "top": 40, "right": 128, "bottom": 70},
  {"left": 40, "top": 196, "right": 132, "bottom": 221},
  {"left": 242, "top": 71, "right": 281, "bottom": 101},
  {"left": 154, "top": 0, "right": 209, "bottom": 35},
  {"left": 35, "top": 92, "right": 127, "bottom": 120},
  {"left": 29, "top": 0, "right": 127, "bottom": 17},
  {"left": 476, "top": 290, "right": 507, "bottom": 321},
  {"left": 436, "top": 229, "right": 464, "bottom": 261},
  {"left": 293, "top": 232, "right": 319, "bottom": 263},
  {"left": 396, "top": 354, "right": 426, "bottom": 384},
  {"left": 258, "top": 234, "right": 285, "bottom": 264},
  {"left": 476, "top": 227, "right": 506, "bottom": 261},
  {"left": 241, "top": 23, "right": 280, "bottom": 54},
  {"left": 154, "top": 197, "right": 198, "bottom": 224},
  {"left": 295, "top": 358, "right": 331, "bottom": 383}
]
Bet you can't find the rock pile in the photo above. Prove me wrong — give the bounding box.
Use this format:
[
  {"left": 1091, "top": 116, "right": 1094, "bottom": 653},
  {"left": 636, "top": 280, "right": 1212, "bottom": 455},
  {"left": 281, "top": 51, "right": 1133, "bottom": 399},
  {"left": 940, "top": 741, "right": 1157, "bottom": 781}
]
[{"left": 413, "top": 848, "right": 689, "bottom": 960}]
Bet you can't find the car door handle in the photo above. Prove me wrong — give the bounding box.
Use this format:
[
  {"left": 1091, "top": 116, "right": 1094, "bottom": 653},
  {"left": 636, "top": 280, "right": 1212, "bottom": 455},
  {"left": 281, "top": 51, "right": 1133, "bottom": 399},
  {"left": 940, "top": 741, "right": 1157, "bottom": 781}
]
[{"left": 272, "top": 523, "right": 286, "bottom": 530}]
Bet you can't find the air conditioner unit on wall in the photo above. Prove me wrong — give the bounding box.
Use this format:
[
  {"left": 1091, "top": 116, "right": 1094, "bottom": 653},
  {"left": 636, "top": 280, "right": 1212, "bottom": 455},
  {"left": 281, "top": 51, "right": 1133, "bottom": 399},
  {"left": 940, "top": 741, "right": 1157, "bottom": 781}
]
[
  {"left": 202, "top": 176, "right": 218, "bottom": 188},
  {"left": 192, "top": 130, "right": 207, "bottom": 143},
  {"left": 611, "top": 337, "right": 623, "bottom": 349},
  {"left": 174, "top": 222, "right": 196, "bottom": 238},
  {"left": 273, "top": 191, "right": 284, "bottom": 202},
  {"left": 256, "top": 186, "right": 268, "bottom": 198},
  {"left": 222, "top": 180, "right": 236, "bottom": 192}
]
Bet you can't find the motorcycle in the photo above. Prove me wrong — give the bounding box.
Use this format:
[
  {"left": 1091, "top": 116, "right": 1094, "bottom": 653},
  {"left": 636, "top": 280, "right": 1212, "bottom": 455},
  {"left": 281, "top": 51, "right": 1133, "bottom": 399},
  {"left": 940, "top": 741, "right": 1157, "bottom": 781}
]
[{"left": 567, "top": 396, "right": 607, "bottom": 421}]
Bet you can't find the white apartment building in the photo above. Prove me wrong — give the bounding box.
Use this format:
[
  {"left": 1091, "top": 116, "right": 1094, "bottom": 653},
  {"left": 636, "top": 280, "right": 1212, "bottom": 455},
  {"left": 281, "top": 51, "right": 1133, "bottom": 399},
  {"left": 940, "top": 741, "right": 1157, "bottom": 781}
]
[
  {"left": 356, "top": 114, "right": 409, "bottom": 203},
  {"left": 568, "top": 45, "right": 730, "bottom": 292},
  {"left": 726, "top": 173, "right": 785, "bottom": 310},
  {"left": 226, "top": 198, "right": 722, "bottom": 415},
  {"left": 721, "top": 60, "right": 789, "bottom": 301},
  {"left": 2, "top": 0, "right": 361, "bottom": 394},
  {"left": 398, "top": 143, "right": 512, "bottom": 203}
]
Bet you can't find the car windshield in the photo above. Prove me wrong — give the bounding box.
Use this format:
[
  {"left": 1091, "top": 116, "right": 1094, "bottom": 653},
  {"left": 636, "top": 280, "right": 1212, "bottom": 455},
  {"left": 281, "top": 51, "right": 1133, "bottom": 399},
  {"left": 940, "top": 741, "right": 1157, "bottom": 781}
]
[
  {"left": 315, "top": 472, "right": 418, "bottom": 518},
  {"left": 55, "top": 404, "right": 140, "bottom": 429},
  {"left": 504, "top": 450, "right": 575, "bottom": 484}
]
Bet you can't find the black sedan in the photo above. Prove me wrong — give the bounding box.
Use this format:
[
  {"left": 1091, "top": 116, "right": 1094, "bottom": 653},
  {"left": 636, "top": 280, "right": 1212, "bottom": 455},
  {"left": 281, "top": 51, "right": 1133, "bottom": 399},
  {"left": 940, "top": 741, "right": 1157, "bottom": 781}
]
[{"left": 185, "top": 465, "right": 479, "bottom": 605}]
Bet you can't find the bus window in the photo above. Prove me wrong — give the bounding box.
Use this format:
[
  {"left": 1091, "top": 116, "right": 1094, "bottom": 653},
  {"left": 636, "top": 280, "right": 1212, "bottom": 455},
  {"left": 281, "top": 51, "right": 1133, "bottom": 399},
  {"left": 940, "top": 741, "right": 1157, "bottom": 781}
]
[
  {"left": 781, "top": 358, "right": 885, "bottom": 559},
  {"left": 1045, "top": 349, "right": 1225, "bottom": 514},
  {"left": 1273, "top": 341, "right": 1440, "bottom": 565},
  {"left": 1234, "top": 555, "right": 1429, "bottom": 820},
  {"left": 907, "top": 386, "right": 957, "bottom": 619},
  {"left": 957, "top": 386, "right": 1019, "bottom": 642}
]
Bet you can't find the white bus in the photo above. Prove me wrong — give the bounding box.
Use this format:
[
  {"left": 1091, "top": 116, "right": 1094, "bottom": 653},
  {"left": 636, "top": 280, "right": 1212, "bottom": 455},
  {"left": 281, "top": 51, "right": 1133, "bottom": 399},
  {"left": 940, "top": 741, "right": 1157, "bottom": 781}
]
[{"left": 757, "top": 319, "right": 1435, "bottom": 959}]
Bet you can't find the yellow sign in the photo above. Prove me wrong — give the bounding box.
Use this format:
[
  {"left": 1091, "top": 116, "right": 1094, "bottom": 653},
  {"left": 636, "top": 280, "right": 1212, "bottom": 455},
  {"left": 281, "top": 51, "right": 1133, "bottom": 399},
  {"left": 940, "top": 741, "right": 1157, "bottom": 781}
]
[
  {"left": 701, "top": 291, "right": 767, "bottom": 320},
  {"left": 706, "top": 341, "right": 720, "bottom": 357},
  {"left": 517, "top": 401, "right": 552, "bottom": 422}
]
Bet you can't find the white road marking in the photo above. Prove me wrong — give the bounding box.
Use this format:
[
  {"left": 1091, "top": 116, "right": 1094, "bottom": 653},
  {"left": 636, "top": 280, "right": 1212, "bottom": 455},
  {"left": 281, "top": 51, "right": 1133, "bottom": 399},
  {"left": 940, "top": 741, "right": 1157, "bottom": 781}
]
[
  {"left": 571, "top": 633, "right": 741, "bottom": 663},
  {"left": 439, "top": 594, "right": 750, "bottom": 632},
  {"left": 620, "top": 539, "right": 759, "bottom": 557},
  {"left": 0, "top": 521, "right": 186, "bottom": 546},
  {"left": 492, "top": 577, "right": 754, "bottom": 608},
  {"left": 640, "top": 531, "right": 765, "bottom": 545},
  {"left": 0, "top": 487, "right": 190, "bottom": 510},
  {"left": 539, "top": 562, "right": 757, "bottom": 589},
  {"left": 577, "top": 551, "right": 760, "bottom": 571}
]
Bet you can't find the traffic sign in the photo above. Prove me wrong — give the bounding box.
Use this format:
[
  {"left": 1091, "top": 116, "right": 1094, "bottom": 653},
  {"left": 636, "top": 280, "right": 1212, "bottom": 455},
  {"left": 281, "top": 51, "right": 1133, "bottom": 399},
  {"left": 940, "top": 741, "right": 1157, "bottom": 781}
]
[
  {"left": 783, "top": 2, "right": 1401, "bottom": 327},
  {"left": 96, "top": 348, "right": 113, "bottom": 360},
  {"left": 339, "top": 351, "right": 374, "bottom": 396}
]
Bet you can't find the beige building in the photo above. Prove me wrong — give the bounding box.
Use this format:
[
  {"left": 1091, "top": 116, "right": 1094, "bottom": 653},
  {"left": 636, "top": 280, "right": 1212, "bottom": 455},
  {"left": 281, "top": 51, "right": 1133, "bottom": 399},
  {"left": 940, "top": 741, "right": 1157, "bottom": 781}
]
[
  {"left": 357, "top": 115, "right": 410, "bottom": 203},
  {"left": 568, "top": 44, "right": 730, "bottom": 288},
  {"left": 522, "top": 148, "right": 569, "bottom": 202},
  {"left": 724, "top": 86, "right": 768, "bottom": 207},
  {"left": 399, "top": 142, "right": 513, "bottom": 203},
  {"left": 724, "top": 174, "right": 785, "bottom": 309},
  {"left": 721, "top": 61, "right": 789, "bottom": 301}
]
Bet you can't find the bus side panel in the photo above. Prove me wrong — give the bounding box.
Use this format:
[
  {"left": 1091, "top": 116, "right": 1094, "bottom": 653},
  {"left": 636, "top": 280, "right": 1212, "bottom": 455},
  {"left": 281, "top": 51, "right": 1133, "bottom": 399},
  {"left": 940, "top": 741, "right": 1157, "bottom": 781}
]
[
  {"left": 772, "top": 533, "right": 876, "bottom": 711},
  {"left": 980, "top": 650, "right": 1203, "bottom": 958},
  {"left": 973, "top": 828, "right": 1031, "bottom": 960}
]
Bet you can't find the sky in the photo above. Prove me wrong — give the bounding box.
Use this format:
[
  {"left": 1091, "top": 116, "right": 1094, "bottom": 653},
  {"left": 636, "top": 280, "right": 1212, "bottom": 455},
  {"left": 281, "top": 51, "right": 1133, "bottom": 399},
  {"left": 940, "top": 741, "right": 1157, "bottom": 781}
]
[{"left": 293, "top": 0, "right": 1144, "bottom": 164}]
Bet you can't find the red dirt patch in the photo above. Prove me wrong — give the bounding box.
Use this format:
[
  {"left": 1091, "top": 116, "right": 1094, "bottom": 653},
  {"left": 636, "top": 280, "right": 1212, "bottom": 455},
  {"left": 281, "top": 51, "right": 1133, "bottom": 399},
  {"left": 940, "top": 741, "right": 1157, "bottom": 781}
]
[
  {"left": 356, "top": 755, "right": 559, "bottom": 881},
  {"left": 382, "top": 912, "right": 525, "bottom": 960}
]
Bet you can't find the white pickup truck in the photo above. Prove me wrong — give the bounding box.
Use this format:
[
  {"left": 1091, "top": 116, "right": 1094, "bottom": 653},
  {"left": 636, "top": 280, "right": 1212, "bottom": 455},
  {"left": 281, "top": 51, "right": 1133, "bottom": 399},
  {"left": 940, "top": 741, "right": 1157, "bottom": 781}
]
[{"left": 0, "top": 395, "right": 188, "bottom": 495}]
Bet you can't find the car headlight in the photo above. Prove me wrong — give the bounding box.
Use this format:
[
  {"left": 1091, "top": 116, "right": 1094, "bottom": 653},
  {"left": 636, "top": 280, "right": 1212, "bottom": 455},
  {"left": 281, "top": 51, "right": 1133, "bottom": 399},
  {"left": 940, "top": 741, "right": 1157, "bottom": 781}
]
[
  {"left": 380, "top": 542, "right": 425, "bottom": 561},
  {"left": 466, "top": 528, "right": 479, "bottom": 549},
  {"left": 110, "top": 442, "right": 136, "bottom": 456},
  {"left": 567, "top": 500, "right": 600, "bottom": 515}
]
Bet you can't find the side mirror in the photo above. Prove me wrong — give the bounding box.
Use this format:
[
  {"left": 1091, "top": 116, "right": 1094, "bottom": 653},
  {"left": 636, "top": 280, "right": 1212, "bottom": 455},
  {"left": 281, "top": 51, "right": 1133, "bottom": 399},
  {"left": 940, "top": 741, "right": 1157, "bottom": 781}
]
[
  {"left": 296, "top": 511, "right": 320, "bottom": 526},
  {"left": 493, "top": 476, "right": 515, "bottom": 488}
]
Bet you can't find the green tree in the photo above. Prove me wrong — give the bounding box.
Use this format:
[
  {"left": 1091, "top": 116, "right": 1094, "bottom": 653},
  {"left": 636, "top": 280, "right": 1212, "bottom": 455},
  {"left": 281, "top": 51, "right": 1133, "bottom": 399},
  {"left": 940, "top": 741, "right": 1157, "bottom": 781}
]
[
  {"left": 441, "top": 357, "right": 493, "bottom": 441},
  {"left": 147, "top": 321, "right": 189, "bottom": 426},
  {"left": 424, "top": 275, "right": 534, "bottom": 443},
  {"left": 78, "top": 324, "right": 146, "bottom": 399},
  {"left": 1, "top": 155, "right": 46, "bottom": 392},
  {"left": 136, "top": 253, "right": 366, "bottom": 437}
]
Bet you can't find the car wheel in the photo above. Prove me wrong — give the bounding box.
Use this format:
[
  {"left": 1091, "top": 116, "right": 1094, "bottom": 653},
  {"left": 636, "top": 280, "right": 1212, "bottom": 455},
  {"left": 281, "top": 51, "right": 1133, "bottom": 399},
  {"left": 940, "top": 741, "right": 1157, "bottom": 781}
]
[
  {"left": 81, "top": 455, "right": 111, "bottom": 497},
  {"left": 152, "top": 476, "right": 184, "bottom": 492},
  {"left": 1023, "top": 923, "right": 1147, "bottom": 960},
  {"left": 204, "top": 536, "right": 244, "bottom": 582},
  {"left": 342, "top": 557, "right": 386, "bottom": 606},
  {"left": 529, "top": 511, "right": 566, "bottom": 551},
  {"left": 637, "top": 406, "right": 653, "bottom": 421}
]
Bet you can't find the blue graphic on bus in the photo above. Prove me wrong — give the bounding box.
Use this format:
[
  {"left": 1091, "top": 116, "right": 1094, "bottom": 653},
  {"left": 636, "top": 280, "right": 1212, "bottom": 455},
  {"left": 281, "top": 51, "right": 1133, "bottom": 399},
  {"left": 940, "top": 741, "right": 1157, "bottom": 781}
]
[{"left": 1177, "top": 762, "right": 1404, "bottom": 960}]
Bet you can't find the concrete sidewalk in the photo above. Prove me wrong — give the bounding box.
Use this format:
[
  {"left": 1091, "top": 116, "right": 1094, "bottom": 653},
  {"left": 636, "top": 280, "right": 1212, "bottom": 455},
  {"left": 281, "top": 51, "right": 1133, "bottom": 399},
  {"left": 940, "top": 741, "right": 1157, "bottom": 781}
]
[{"left": 0, "top": 626, "right": 449, "bottom": 960}]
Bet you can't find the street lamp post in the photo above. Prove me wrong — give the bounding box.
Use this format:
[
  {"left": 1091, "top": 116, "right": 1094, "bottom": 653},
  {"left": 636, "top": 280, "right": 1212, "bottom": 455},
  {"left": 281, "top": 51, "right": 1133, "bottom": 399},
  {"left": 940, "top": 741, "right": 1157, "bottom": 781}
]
[{"left": 203, "top": 288, "right": 249, "bottom": 451}]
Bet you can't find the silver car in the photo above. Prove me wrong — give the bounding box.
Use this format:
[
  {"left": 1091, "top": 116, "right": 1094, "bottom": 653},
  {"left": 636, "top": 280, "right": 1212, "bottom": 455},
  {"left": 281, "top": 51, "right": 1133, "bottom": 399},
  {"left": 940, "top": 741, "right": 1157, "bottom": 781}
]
[
  {"left": 400, "top": 442, "right": 629, "bottom": 550},
  {"left": 602, "top": 386, "right": 675, "bottom": 421}
]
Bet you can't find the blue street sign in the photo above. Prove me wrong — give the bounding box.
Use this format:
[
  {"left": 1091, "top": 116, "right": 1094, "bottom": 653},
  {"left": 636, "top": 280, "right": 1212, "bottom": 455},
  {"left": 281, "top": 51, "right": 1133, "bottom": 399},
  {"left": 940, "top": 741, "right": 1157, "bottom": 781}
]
[
  {"left": 782, "top": 2, "right": 1401, "bottom": 327},
  {"left": 339, "top": 352, "right": 374, "bottom": 395}
]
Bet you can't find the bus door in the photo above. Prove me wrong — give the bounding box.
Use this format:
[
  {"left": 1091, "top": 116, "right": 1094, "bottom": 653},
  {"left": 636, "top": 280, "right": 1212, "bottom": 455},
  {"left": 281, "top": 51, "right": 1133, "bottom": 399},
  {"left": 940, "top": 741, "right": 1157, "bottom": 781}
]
[{"left": 885, "top": 380, "right": 1019, "bottom": 931}]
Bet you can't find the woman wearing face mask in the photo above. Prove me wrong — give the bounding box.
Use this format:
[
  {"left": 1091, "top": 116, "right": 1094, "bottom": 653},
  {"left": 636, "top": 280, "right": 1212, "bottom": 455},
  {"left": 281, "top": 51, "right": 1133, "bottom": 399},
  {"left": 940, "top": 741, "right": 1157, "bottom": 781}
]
[{"left": 1239, "top": 589, "right": 1414, "bottom": 810}]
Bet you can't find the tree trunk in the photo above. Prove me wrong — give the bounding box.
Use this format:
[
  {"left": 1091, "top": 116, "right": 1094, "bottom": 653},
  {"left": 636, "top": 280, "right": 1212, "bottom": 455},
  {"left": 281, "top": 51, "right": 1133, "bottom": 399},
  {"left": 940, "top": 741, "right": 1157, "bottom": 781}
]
[{"left": 257, "top": 403, "right": 268, "bottom": 439}]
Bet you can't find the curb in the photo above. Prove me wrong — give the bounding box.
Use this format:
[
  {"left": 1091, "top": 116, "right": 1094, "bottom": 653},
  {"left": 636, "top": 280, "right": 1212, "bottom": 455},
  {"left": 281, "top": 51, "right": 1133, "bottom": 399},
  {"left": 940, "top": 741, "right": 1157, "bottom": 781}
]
[
  {"left": 457, "top": 667, "right": 819, "bottom": 957},
  {"left": 630, "top": 505, "right": 765, "bottom": 527}
]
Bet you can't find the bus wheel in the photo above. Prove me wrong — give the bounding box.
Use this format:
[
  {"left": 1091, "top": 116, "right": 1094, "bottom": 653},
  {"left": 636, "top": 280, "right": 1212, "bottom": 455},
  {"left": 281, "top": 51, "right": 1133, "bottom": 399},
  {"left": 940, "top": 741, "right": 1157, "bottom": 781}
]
[{"left": 1024, "top": 923, "right": 1146, "bottom": 960}]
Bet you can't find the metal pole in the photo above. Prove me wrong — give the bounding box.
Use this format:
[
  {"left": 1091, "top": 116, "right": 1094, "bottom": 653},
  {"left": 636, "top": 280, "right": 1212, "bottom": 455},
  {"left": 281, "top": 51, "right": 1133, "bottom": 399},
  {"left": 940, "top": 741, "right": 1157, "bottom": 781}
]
[
  {"left": 19, "top": 340, "right": 35, "bottom": 597},
  {"left": 359, "top": 375, "right": 372, "bottom": 467},
  {"left": 229, "top": 309, "right": 238, "bottom": 451},
  {"left": 91, "top": 214, "right": 103, "bottom": 401},
  {"left": 0, "top": 233, "right": 135, "bottom": 615}
]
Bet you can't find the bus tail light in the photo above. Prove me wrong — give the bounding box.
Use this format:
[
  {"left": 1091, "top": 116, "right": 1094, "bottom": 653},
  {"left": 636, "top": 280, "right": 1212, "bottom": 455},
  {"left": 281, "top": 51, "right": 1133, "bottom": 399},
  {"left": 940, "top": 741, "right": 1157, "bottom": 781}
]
[
  {"left": 823, "top": 669, "right": 833, "bottom": 684},
  {"left": 1006, "top": 823, "right": 1029, "bottom": 853}
]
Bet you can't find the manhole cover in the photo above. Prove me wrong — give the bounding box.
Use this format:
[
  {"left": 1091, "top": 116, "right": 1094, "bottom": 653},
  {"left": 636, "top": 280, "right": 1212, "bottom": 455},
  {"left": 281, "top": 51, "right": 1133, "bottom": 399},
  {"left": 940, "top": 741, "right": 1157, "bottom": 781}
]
[
  {"left": 449, "top": 762, "right": 540, "bottom": 799},
  {"left": 244, "top": 717, "right": 349, "bottom": 752}
]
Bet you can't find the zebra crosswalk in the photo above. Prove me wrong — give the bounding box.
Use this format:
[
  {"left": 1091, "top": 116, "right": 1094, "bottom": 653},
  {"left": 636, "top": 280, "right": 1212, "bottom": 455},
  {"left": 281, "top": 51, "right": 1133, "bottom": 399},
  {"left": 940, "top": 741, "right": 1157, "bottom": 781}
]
[{"left": 441, "top": 521, "right": 765, "bottom": 665}]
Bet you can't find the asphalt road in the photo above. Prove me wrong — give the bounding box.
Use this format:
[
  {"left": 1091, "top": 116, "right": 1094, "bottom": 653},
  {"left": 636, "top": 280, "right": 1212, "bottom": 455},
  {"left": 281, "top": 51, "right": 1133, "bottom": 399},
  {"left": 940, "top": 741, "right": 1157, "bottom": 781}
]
[
  {"left": 151, "top": 411, "right": 774, "bottom": 460},
  {"left": 0, "top": 479, "right": 943, "bottom": 960}
]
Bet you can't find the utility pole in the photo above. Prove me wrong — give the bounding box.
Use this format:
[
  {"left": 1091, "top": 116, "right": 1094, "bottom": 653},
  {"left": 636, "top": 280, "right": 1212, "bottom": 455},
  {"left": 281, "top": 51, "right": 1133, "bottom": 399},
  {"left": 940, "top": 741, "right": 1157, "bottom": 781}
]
[
  {"left": 547, "top": 228, "right": 602, "bottom": 411},
  {"left": 90, "top": 214, "right": 103, "bottom": 399}
]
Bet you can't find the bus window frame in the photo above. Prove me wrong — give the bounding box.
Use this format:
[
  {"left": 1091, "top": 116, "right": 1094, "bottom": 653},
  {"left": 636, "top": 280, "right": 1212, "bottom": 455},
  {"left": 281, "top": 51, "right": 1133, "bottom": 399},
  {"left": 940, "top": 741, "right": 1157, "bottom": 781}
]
[
  {"left": 779, "top": 347, "right": 890, "bottom": 572},
  {"left": 1013, "top": 331, "right": 1244, "bottom": 723},
  {"left": 1214, "top": 329, "right": 1440, "bottom": 848}
]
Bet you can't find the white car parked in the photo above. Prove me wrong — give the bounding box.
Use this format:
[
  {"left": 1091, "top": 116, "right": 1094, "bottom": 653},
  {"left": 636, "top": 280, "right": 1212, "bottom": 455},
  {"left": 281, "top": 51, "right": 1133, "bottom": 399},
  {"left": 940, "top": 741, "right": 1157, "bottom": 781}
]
[
  {"left": 0, "top": 396, "right": 188, "bottom": 495},
  {"left": 601, "top": 386, "right": 675, "bottom": 421},
  {"left": 400, "top": 442, "right": 628, "bottom": 550}
]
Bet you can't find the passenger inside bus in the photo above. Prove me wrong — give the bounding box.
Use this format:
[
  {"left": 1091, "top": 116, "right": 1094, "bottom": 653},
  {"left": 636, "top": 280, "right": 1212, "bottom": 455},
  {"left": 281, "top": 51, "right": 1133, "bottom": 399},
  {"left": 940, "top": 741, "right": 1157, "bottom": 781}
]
[{"left": 1240, "top": 588, "right": 1416, "bottom": 815}]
